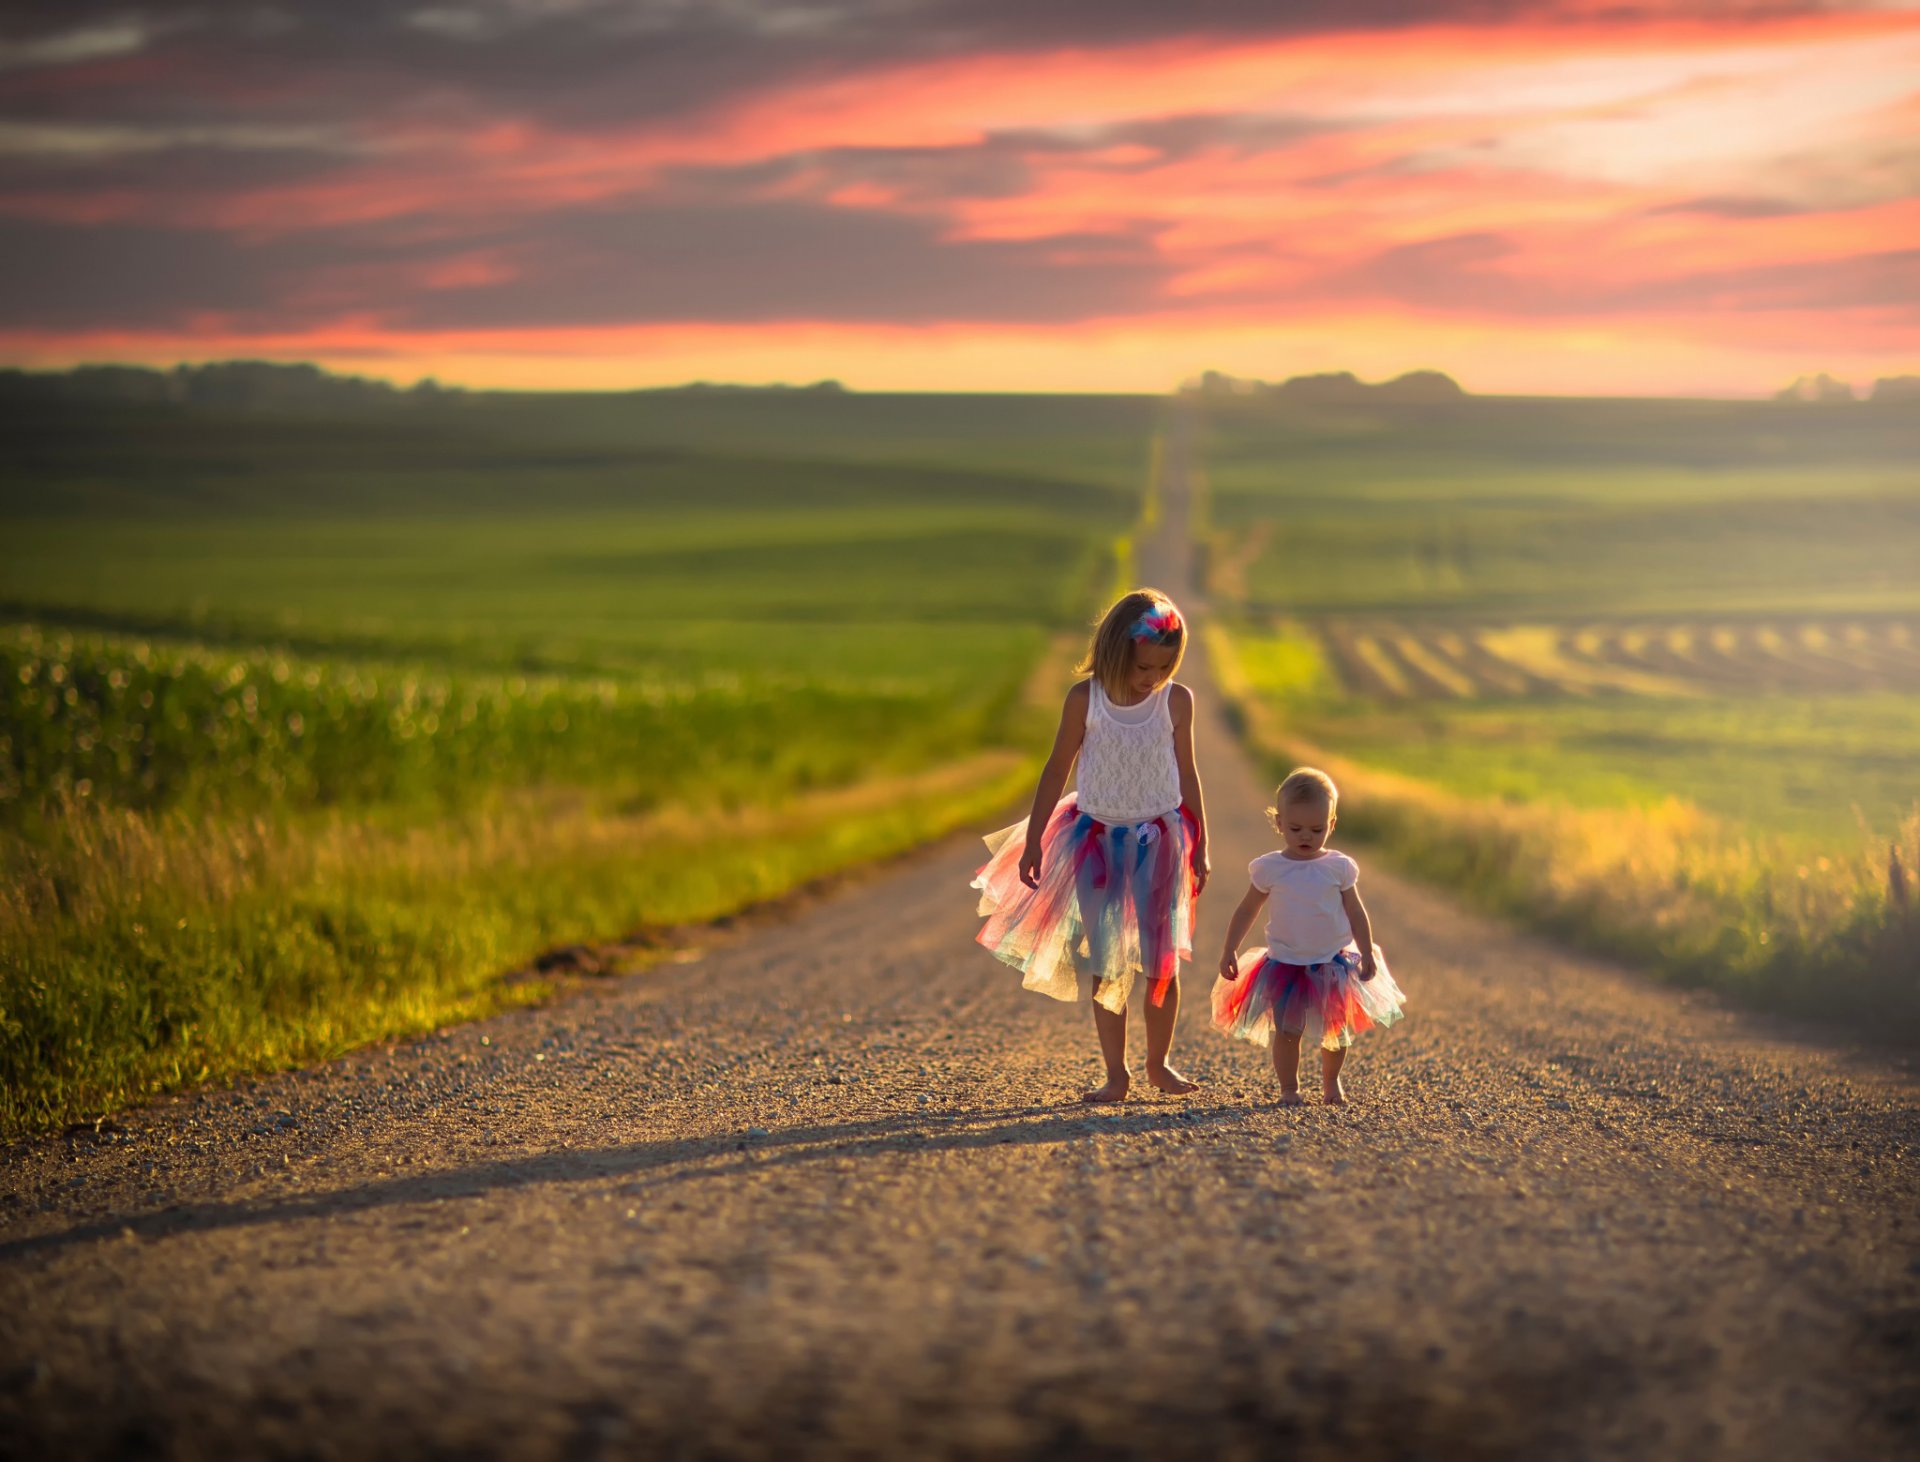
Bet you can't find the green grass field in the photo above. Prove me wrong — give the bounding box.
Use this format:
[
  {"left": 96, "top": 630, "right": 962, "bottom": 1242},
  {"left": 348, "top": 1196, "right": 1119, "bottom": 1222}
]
[
  {"left": 0, "top": 386, "right": 1156, "bottom": 1135},
  {"left": 3, "top": 390, "right": 1146, "bottom": 674},
  {"left": 1224, "top": 619, "right": 1919, "bottom": 847},
  {"left": 1199, "top": 393, "right": 1920, "bottom": 838},
  {"left": 1198, "top": 390, "right": 1920, "bottom": 1024},
  {"left": 1200, "top": 394, "right": 1920, "bottom": 619}
]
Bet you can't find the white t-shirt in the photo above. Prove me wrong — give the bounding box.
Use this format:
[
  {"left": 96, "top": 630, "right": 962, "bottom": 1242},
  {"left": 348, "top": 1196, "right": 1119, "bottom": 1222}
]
[{"left": 1249, "top": 850, "right": 1359, "bottom": 965}]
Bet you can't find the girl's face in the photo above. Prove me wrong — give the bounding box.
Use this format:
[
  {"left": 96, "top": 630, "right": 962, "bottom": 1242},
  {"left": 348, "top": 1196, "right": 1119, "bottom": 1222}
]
[
  {"left": 1279, "top": 797, "right": 1335, "bottom": 857},
  {"left": 1125, "top": 642, "right": 1178, "bottom": 700}
]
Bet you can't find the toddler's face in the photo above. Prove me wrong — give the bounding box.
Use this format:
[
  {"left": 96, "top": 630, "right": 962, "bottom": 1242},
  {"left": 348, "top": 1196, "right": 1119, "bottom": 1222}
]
[
  {"left": 1126, "top": 642, "right": 1178, "bottom": 700},
  {"left": 1279, "top": 797, "right": 1334, "bottom": 856}
]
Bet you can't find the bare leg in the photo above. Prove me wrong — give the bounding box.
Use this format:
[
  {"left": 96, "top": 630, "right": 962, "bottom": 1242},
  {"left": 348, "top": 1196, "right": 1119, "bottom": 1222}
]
[
  {"left": 1144, "top": 981, "right": 1199, "bottom": 1093},
  {"left": 1083, "top": 1001, "right": 1130, "bottom": 1102},
  {"left": 1272, "top": 1031, "right": 1306, "bottom": 1106},
  {"left": 1321, "top": 1044, "right": 1349, "bottom": 1105}
]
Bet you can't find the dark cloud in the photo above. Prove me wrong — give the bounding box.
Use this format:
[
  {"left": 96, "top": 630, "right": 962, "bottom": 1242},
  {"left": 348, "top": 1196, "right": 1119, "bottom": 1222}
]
[
  {"left": 0, "top": 139, "right": 354, "bottom": 199},
  {"left": 1330, "top": 229, "right": 1920, "bottom": 318},
  {"left": 4, "top": 171, "right": 1909, "bottom": 339},
  {"left": 1643, "top": 195, "right": 1814, "bottom": 218},
  {"left": 0, "top": 196, "right": 1171, "bottom": 331},
  {"left": 0, "top": 100, "right": 1331, "bottom": 336},
  {"left": 665, "top": 113, "right": 1340, "bottom": 213},
  {"left": 1112, "top": 113, "right": 1341, "bottom": 159},
  {"left": 407, "top": 197, "right": 1170, "bottom": 327},
  {"left": 677, "top": 142, "right": 1042, "bottom": 211},
  {"left": 1624, "top": 248, "right": 1920, "bottom": 316},
  {"left": 0, "top": 216, "right": 327, "bottom": 329},
  {"left": 0, "top": 3, "right": 1850, "bottom": 134}
]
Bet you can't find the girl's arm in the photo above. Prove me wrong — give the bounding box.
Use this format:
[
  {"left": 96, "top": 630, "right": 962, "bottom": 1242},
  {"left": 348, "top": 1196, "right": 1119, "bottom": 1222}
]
[
  {"left": 1019, "top": 682, "right": 1089, "bottom": 887},
  {"left": 1218, "top": 883, "right": 1268, "bottom": 980},
  {"left": 1340, "top": 884, "right": 1378, "bottom": 980},
  {"left": 1169, "top": 682, "right": 1211, "bottom": 893}
]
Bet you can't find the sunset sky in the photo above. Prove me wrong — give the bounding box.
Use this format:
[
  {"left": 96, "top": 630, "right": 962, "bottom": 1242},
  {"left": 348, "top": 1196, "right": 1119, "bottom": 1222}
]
[{"left": 2, "top": 2, "right": 1916, "bottom": 396}]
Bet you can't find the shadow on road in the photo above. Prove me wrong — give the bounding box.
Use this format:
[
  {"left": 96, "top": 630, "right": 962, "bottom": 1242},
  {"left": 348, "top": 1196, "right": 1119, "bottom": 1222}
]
[{"left": 1, "top": 1099, "right": 1260, "bottom": 1264}]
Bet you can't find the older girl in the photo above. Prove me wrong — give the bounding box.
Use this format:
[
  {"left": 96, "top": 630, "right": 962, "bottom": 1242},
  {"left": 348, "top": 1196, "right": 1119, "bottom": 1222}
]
[{"left": 972, "top": 589, "right": 1210, "bottom": 1102}]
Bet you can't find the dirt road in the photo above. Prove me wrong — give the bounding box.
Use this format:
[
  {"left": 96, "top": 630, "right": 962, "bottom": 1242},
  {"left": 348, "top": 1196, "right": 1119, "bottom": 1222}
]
[{"left": 4, "top": 416, "right": 1917, "bottom": 1460}]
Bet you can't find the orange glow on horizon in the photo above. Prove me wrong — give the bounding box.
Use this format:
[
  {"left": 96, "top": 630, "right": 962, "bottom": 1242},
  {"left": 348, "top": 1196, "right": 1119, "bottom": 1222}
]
[{"left": 4, "top": 310, "right": 1912, "bottom": 400}]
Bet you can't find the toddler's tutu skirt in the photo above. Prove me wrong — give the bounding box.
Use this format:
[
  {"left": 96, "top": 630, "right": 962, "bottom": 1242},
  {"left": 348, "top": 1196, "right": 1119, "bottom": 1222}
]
[
  {"left": 1211, "top": 945, "right": 1405, "bottom": 1051},
  {"left": 972, "top": 795, "right": 1199, "bottom": 1013}
]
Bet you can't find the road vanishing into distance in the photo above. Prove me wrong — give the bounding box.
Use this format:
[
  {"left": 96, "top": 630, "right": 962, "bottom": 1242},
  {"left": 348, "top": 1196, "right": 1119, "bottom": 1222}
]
[{"left": 4, "top": 413, "right": 1917, "bottom": 1461}]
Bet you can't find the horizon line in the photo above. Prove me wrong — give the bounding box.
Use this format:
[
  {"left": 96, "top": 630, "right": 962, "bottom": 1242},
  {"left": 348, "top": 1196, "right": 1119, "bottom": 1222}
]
[{"left": 8, "top": 357, "right": 1912, "bottom": 404}]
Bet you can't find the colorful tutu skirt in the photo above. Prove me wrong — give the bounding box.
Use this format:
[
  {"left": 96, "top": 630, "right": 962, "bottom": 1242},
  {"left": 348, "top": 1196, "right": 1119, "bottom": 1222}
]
[
  {"left": 972, "top": 795, "right": 1199, "bottom": 1013},
  {"left": 1211, "top": 945, "right": 1406, "bottom": 1051}
]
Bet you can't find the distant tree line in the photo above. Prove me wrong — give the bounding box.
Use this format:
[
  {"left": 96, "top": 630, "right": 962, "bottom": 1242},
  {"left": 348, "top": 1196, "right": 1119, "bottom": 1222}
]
[
  {"left": 0, "top": 360, "right": 458, "bottom": 412},
  {"left": 1184, "top": 369, "right": 1467, "bottom": 402},
  {"left": 646, "top": 379, "right": 847, "bottom": 395},
  {"left": 1184, "top": 366, "right": 1919, "bottom": 404},
  {"left": 1776, "top": 373, "right": 1919, "bottom": 403}
]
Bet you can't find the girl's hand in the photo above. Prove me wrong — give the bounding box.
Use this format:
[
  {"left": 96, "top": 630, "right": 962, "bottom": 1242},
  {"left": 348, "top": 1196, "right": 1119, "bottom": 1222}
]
[
  {"left": 1019, "top": 841, "right": 1044, "bottom": 889},
  {"left": 1192, "top": 840, "right": 1211, "bottom": 895},
  {"left": 1359, "top": 951, "right": 1378, "bottom": 982},
  {"left": 1218, "top": 950, "right": 1241, "bottom": 981}
]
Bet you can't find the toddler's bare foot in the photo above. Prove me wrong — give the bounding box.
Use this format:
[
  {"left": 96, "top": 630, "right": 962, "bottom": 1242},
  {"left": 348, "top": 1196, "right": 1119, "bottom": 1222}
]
[
  {"left": 1082, "top": 1073, "right": 1130, "bottom": 1104},
  {"left": 1323, "top": 1077, "right": 1349, "bottom": 1105},
  {"left": 1276, "top": 1088, "right": 1306, "bottom": 1107},
  {"left": 1146, "top": 1061, "right": 1200, "bottom": 1094}
]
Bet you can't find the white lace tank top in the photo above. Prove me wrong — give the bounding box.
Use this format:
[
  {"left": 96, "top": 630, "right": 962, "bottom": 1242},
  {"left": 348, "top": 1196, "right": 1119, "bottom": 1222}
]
[{"left": 1075, "top": 681, "right": 1182, "bottom": 823}]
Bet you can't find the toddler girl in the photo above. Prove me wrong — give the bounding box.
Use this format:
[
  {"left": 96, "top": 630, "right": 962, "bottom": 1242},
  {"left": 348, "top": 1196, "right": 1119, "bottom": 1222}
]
[
  {"left": 973, "top": 589, "right": 1211, "bottom": 1102},
  {"left": 1212, "top": 767, "right": 1405, "bottom": 1104}
]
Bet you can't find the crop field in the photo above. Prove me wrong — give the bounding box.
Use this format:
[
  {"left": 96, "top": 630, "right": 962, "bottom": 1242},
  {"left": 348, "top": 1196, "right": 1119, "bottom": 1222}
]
[
  {"left": 1197, "top": 390, "right": 1920, "bottom": 1021},
  {"left": 0, "top": 385, "right": 1156, "bottom": 1134},
  {"left": 2, "top": 390, "right": 1159, "bottom": 817},
  {"left": 1198, "top": 393, "right": 1920, "bottom": 835},
  {"left": 1310, "top": 614, "right": 1920, "bottom": 702}
]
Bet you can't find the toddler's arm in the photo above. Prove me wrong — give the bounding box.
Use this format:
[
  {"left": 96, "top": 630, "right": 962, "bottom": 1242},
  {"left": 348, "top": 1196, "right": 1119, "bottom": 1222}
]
[
  {"left": 1217, "top": 883, "right": 1268, "bottom": 980},
  {"left": 1019, "top": 683, "right": 1089, "bottom": 887},
  {"left": 1340, "top": 884, "right": 1378, "bottom": 980}
]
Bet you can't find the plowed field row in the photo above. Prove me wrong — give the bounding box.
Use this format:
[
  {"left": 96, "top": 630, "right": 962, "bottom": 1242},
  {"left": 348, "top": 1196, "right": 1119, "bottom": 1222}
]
[{"left": 1315, "top": 616, "right": 1920, "bottom": 700}]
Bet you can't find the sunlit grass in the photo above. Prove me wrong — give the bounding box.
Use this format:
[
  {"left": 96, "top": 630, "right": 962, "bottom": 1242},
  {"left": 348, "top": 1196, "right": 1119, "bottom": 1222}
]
[
  {"left": 0, "top": 389, "right": 1157, "bottom": 1135},
  {"left": 1196, "top": 391, "right": 1920, "bottom": 1029},
  {"left": 0, "top": 754, "right": 1034, "bottom": 1137},
  {"left": 0, "top": 621, "right": 1027, "bottom": 822},
  {"left": 1220, "top": 618, "right": 1919, "bottom": 846},
  {"left": 1212, "top": 622, "right": 1920, "bottom": 1031}
]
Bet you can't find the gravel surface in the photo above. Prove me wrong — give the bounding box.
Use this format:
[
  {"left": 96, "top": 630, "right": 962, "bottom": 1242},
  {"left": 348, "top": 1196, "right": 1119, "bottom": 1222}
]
[{"left": 3, "top": 420, "right": 1917, "bottom": 1461}]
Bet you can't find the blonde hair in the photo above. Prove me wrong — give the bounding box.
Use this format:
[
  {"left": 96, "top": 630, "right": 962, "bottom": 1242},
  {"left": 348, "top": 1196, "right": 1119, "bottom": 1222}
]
[
  {"left": 1075, "top": 588, "right": 1186, "bottom": 700},
  {"left": 1266, "top": 766, "right": 1338, "bottom": 832}
]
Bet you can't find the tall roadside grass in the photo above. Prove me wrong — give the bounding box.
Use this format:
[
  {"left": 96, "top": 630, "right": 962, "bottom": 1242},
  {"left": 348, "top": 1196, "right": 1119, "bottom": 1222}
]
[
  {"left": 1208, "top": 624, "right": 1920, "bottom": 1034},
  {"left": 0, "top": 608, "right": 1090, "bottom": 1140},
  {"left": 0, "top": 753, "right": 1034, "bottom": 1138}
]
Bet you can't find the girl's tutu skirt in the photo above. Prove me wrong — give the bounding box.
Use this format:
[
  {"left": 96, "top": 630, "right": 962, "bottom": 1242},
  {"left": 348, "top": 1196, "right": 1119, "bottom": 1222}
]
[
  {"left": 1211, "top": 945, "right": 1405, "bottom": 1051},
  {"left": 972, "top": 795, "right": 1198, "bottom": 1013}
]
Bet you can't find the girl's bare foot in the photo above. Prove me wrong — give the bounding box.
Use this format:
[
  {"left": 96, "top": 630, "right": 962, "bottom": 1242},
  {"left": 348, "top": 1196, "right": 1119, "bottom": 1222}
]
[
  {"left": 1082, "top": 1073, "right": 1130, "bottom": 1103},
  {"left": 1146, "top": 1061, "right": 1200, "bottom": 1094},
  {"left": 1277, "top": 1089, "right": 1306, "bottom": 1106},
  {"left": 1323, "top": 1077, "right": 1349, "bottom": 1105}
]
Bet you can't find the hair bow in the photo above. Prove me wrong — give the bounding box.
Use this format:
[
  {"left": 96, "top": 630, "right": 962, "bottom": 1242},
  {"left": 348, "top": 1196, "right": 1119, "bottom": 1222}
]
[{"left": 1129, "top": 603, "right": 1182, "bottom": 640}]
